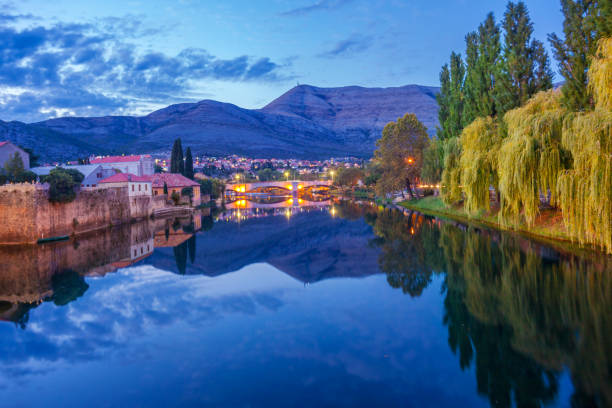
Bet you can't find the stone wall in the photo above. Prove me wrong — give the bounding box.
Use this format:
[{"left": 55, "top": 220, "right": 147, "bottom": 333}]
[{"left": 0, "top": 183, "right": 152, "bottom": 244}]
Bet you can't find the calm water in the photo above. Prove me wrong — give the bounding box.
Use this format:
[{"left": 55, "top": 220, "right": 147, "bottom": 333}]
[{"left": 0, "top": 201, "right": 610, "bottom": 407}]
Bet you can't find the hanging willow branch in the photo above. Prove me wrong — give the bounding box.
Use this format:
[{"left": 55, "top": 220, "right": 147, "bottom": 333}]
[
  {"left": 441, "top": 137, "right": 462, "bottom": 205},
  {"left": 497, "top": 90, "right": 568, "bottom": 226},
  {"left": 459, "top": 117, "right": 501, "bottom": 214}
]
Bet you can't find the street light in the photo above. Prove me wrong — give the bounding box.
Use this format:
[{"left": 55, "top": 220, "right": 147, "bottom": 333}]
[
  {"left": 330, "top": 170, "right": 335, "bottom": 181},
  {"left": 284, "top": 171, "right": 290, "bottom": 181}
]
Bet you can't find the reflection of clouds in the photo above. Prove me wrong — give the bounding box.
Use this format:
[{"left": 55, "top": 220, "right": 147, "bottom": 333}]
[
  {"left": 0, "top": 264, "right": 296, "bottom": 385},
  {"left": 0, "top": 266, "right": 480, "bottom": 407}
]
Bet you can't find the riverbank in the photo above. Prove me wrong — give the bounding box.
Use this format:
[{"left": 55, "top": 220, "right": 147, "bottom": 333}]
[{"left": 399, "top": 197, "right": 608, "bottom": 257}]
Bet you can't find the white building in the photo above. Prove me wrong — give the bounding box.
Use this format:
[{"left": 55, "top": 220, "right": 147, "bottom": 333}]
[
  {"left": 30, "top": 164, "right": 114, "bottom": 188},
  {"left": 98, "top": 173, "right": 152, "bottom": 197},
  {"left": 90, "top": 155, "right": 155, "bottom": 176}
]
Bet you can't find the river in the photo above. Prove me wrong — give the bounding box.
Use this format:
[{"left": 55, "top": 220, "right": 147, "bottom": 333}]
[{"left": 0, "top": 200, "right": 610, "bottom": 407}]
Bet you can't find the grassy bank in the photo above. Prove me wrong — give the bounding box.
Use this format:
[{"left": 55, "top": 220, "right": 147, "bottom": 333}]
[{"left": 399, "top": 197, "right": 605, "bottom": 256}]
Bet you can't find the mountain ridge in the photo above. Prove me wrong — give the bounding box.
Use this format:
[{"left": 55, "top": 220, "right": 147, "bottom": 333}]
[{"left": 0, "top": 83, "right": 439, "bottom": 162}]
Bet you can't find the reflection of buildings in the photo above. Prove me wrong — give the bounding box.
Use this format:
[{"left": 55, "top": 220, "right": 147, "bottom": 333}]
[{"left": 0, "top": 212, "right": 208, "bottom": 325}]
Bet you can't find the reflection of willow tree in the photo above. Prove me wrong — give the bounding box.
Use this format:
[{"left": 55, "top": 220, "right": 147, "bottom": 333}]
[
  {"left": 366, "top": 208, "right": 444, "bottom": 297},
  {"left": 438, "top": 224, "right": 612, "bottom": 408}
]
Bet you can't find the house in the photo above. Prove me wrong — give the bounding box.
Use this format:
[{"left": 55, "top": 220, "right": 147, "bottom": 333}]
[
  {"left": 90, "top": 155, "right": 155, "bottom": 176},
  {"left": 0, "top": 141, "right": 30, "bottom": 170},
  {"left": 30, "top": 164, "right": 114, "bottom": 188},
  {"left": 149, "top": 173, "right": 201, "bottom": 206},
  {"left": 98, "top": 173, "right": 152, "bottom": 197}
]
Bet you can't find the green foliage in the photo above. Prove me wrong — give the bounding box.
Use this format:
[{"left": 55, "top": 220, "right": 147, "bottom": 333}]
[
  {"left": 257, "top": 168, "right": 282, "bottom": 181},
  {"left": 420, "top": 136, "right": 444, "bottom": 183},
  {"left": 440, "top": 137, "right": 462, "bottom": 205},
  {"left": 45, "top": 168, "right": 85, "bottom": 203},
  {"left": 459, "top": 117, "right": 502, "bottom": 213},
  {"left": 334, "top": 167, "right": 364, "bottom": 188},
  {"left": 1, "top": 153, "right": 37, "bottom": 184},
  {"left": 181, "top": 187, "right": 193, "bottom": 197},
  {"left": 494, "top": 1, "right": 553, "bottom": 115},
  {"left": 374, "top": 113, "right": 429, "bottom": 197},
  {"left": 184, "top": 147, "right": 194, "bottom": 179},
  {"left": 163, "top": 182, "right": 168, "bottom": 195},
  {"left": 548, "top": 0, "right": 611, "bottom": 111},
  {"left": 463, "top": 13, "right": 501, "bottom": 123},
  {"left": 436, "top": 64, "right": 451, "bottom": 140},
  {"left": 171, "top": 191, "right": 181, "bottom": 205},
  {"left": 154, "top": 164, "right": 164, "bottom": 173},
  {"left": 170, "top": 138, "right": 184, "bottom": 174},
  {"left": 3, "top": 152, "right": 25, "bottom": 179}
]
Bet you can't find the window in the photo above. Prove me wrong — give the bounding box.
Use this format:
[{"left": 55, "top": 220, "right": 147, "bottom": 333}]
[
  {"left": 154, "top": 191, "right": 158, "bottom": 196},
  {"left": 145, "top": 184, "right": 148, "bottom": 191},
  {"left": 132, "top": 185, "right": 134, "bottom": 192},
  {"left": 138, "top": 184, "right": 141, "bottom": 191}
]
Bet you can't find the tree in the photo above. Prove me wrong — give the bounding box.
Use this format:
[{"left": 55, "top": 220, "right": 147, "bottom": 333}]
[
  {"left": 334, "top": 167, "right": 364, "bottom": 189},
  {"left": 163, "top": 182, "right": 168, "bottom": 195},
  {"left": 421, "top": 137, "right": 444, "bottom": 183},
  {"left": 463, "top": 13, "right": 502, "bottom": 122},
  {"left": 170, "top": 138, "right": 184, "bottom": 174},
  {"left": 549, "top": 0, "right": 611, "bottom": 111},
  {"left": 495, "top": 2, "right": 553, "bottom": 115},
  {"left": 184, "top": 147, "right": 194, "bottom": 179},
  {"left": 46, "top": 168, "right": 84, "bottom": 203},
  {"left": 3, "top": 152, "right": 25, "bottom": 180},
  {"left": 374, "top": 113, "right": 429, "bottom": 199},
  {"left": 448, "top": 52, "right": 466, "bottom": 139},
  {"left": 436, "top": 64, "right": 452, "bottom": 141}
]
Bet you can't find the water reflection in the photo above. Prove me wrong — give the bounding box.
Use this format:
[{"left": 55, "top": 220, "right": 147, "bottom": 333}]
[
  {"left": 367, "top": 206, "right": 612, "bottom": 408},
  {"left": 0, "top": 201, "right": 609, "bottom": 407}
]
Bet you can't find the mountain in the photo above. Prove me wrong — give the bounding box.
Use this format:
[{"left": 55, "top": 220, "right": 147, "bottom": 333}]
[
  {"left": 1, "top": 84, "right": 439, "bottom": 162},
  {"left": 261, "top": 84, "right": 439, "bottom": 143}
]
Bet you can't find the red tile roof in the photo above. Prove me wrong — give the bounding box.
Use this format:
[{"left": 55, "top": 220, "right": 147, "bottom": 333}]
[
  {"left": 0, "top": 141, "right": 9, "bottom": 147},
  {"left": 149, "top": 173, "right": 199, "bottom": 188},
  {"left": 99, "top": 173, "right": 151, "bottom": 183},
  {"left": 91, "top": 155, "right": 150, "bottom": 164}
]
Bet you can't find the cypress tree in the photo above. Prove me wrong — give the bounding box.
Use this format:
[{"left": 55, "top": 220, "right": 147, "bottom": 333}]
[
  {"left": 436, "top": 64, "right": 452, "bottom": 140},
  {"left": 448, "top": 52, "right": 465, "bottom": 139},
  {"left": 163, "top": 182, "right": 168, "bottom": 195},
  {"left": 463, "top": 32, "right": 480, "bottom": 126},
  {"left": 548, "top": 0, "right": 611, "bottom": 111},
  {"left": 495, "top": 2, "right": 553, "bottom": 116},
  {"left": 170, "top": 138, "right": 184, "bottom": 174},
  {"left": 184, "top": 147, "right": 194, "bottom": 179}
]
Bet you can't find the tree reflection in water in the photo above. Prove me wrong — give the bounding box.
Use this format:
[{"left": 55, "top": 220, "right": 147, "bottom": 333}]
[{"left": 366, "top": 206, "right": 612, "bottom": 408}]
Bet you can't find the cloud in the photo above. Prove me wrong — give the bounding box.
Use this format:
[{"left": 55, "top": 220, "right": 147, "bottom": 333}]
[
  {"left": 280, "top": 0, "right": 354, "bottom": 16},
  {"left": 0, "top": 13, "right": 287, "bottom": 122},
  {"left": 318, "top": 34, "right": 373, "bottom": 58}
]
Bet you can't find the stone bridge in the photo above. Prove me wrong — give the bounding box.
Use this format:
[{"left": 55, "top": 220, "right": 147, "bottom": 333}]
[{"left": 225, "top": 180, "right": 332, "bottom": 194}]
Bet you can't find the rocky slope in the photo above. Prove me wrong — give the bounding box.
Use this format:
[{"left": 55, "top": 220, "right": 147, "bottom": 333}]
[{"left": 1, "top": 84, "right": 439, "bottom": 162}]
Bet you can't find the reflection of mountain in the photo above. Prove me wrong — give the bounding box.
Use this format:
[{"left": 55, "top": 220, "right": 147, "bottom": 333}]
[{"left": 146, "top": 207, "right": 381, "bottom": 283}]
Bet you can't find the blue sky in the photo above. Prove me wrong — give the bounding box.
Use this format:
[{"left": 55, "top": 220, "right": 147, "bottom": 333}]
[{"left": 0, "top": 0, "right": 564, "bottom": 122}]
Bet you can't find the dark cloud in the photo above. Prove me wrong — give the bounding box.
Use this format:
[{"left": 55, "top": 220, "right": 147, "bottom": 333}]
[
  {"left": 0, "top": 13, "right": 287, "bottom": 122},
  {"left": 280, "top": 0, "right": 354, "bottom": 16},
  {"left": 318, "top": 34, "right": 373, "bottom": 58}
]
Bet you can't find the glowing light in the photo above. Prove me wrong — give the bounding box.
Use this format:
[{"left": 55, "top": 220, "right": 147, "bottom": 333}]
[
  {"left": 287, "top": 185, "right": 293, "bottom": 190},
  {"left": 405, "top": 157, "right": 415, "bottom": 165},
  {"left": 298, "top": 184, "right": 303, "bottom": 189}
]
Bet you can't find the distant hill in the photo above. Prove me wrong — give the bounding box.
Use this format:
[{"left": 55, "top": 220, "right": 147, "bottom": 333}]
[{"left": 0, "top": 84, "right": 439, "bottom": 162}]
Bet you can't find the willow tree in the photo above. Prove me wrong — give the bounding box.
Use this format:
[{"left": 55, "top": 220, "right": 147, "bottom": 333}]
[
  {"left": 440, "top": 137, "right": 462, "bottom": 205},
  {"left": 374, "top": 113, "right": 429, "bottom": 198},
  {"left": 557, "top": 38, "right": 612, "bottom": 252},
  {"left": 459, "top": 117, "right": 502, "bottom": 213},
  {"left": 497, "top": 90, "right": 568, "bottom": 225}
]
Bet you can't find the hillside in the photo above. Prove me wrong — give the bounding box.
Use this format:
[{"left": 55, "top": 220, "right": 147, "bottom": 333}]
[{"left": 1, "top": 84, "right": 439, "bottom": 162}]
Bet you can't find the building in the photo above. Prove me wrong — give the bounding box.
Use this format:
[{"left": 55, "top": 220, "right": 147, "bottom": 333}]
[
  {"left": 30, "top": 164, "right": 114, "bottom": 188},
  {"left": 98, "top": 173, "right": 153, "bottom": 197},
  {"left": 149, "top": 173, "right": 201, "bottom": 206},
  {"left": 90, "top": 155, "right": 155, "bottom": 176},
  {"left": 0, "top": 141, "right": 30, "bottom": 170}
]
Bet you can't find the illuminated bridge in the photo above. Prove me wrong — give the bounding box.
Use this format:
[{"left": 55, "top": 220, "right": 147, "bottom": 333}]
[{"left": 225, "top": 180, "right": 332, "bottom": 195}]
